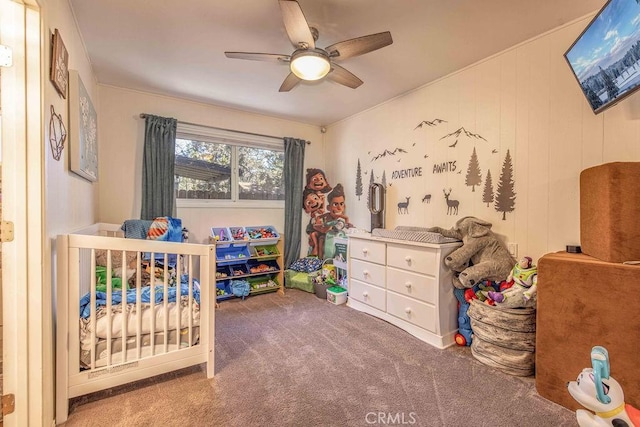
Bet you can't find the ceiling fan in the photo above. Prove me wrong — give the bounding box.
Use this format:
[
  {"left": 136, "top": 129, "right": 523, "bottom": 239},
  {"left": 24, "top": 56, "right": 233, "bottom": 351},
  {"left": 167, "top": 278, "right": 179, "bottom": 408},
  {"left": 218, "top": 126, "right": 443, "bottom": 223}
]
[{"left": 224, "top": 0, "right": 393, "bottom": 92}]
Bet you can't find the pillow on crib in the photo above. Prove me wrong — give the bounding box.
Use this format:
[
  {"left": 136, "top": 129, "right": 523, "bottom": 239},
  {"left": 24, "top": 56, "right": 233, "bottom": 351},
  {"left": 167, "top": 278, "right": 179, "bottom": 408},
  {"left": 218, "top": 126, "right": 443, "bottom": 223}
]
[
  {"left": 289, "top": 257, "right": 323, "bottom": 273},
  {"left": 146, "top": 217, "right": 183, "bottom": 242}
]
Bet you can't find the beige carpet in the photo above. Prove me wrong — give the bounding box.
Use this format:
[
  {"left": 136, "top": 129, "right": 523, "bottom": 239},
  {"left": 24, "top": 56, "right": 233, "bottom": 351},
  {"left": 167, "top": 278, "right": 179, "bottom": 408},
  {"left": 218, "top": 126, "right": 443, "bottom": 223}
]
[{"left": 63, "top": 289, "right": 578, "bottom": 426}]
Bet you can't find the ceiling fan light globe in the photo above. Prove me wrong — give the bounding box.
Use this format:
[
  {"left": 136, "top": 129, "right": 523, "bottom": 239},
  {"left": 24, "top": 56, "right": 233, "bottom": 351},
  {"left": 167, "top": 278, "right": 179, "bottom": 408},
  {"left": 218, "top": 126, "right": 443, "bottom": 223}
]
[{"left": 290, "top": 51, "right": 330, "bottom": 81}]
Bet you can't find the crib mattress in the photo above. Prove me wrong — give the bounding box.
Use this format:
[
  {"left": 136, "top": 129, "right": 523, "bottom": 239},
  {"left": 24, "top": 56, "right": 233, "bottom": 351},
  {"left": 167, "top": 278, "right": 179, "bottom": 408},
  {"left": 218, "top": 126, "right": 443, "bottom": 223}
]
[{"left": 80, "top": 327, "right": 200, "bottom": 369}]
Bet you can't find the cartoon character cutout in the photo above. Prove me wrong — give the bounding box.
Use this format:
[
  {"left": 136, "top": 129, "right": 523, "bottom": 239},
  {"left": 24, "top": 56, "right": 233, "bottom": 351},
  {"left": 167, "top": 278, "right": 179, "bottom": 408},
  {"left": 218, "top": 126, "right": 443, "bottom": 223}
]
[
  {"left": 305, "top": 168, "right": 332, "bottom": 194},
  {"left": 303, "top": 188, "right": 326, "bottom": 257},
  {"left": 319, "top": 183, "right": 352, "bottom": 231},
  {"left": 314, "top": 184, "right": 353, "bottom": 258},
  {"left": 303, "top": 168, "right": 333, "bottom": 258}
]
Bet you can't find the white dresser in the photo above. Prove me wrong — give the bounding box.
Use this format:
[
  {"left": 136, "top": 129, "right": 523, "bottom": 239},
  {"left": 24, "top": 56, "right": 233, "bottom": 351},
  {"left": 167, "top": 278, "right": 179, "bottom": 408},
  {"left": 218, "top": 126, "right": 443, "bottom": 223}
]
[{"left": 347, "top": 233, "right": 462, "bottom": 349}]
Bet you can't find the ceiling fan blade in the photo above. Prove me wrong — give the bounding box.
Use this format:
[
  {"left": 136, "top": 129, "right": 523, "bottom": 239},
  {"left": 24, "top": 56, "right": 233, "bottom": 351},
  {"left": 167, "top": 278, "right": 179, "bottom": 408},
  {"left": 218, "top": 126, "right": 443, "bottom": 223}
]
[
  {"left": 279, "top": 72, "right": 301, "bottom": 92},
  {"left": 327, "top": 64, "right": 363, "bottom": 89},
  {"left": 325, "top": 31, "right": 393, "bottom": 60},
  {"left": 279, "top": 0, "right": 315, "bottom": 49},
  {"left": 224, "top": 52, "right": 290, "bottom": 63}
]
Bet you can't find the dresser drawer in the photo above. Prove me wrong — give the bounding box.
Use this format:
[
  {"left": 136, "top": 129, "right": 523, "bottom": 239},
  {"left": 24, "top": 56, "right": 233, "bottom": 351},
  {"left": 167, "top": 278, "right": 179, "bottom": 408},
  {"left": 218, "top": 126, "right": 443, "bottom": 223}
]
[
  {"left": 387, "top": 244, "right": 436, "bottom": 275},
  {"left": 350, "top": 259, "right": 386, "bottom": 288},
  {"left": 387, "top": 291, "right": 436, "bottom": 332},
  {"left": 386, "top": 266, "right": 436, "bottom": 304},
  {"left": 349, "top": 279, "right": 386, "bottom": 311},
  {"left": 349, "top": 238, "right": 386, "bottom": 264}
]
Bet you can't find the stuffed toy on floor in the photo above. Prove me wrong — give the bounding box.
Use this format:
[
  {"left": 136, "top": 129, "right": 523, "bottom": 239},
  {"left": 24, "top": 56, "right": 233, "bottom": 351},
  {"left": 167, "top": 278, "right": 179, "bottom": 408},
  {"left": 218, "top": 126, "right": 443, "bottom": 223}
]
[
  {"left": 427, "top": 216, "right": 515, "bottom": 289},
  {"left": 488, "top": 256, "right": 538, "bottom": 308}
]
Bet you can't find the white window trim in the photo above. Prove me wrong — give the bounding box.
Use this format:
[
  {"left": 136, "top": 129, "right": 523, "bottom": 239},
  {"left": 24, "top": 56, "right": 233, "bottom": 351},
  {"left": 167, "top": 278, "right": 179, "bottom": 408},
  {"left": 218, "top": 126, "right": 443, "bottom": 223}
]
[
  {"left": 175, "top": 122, "right": 285, "bottom": 207},
  {"left": 177, "top": 123, "right": 284, "bottom": 150},
  {"left": 176, "top": 198, "right": 284, "bottom": 209}
]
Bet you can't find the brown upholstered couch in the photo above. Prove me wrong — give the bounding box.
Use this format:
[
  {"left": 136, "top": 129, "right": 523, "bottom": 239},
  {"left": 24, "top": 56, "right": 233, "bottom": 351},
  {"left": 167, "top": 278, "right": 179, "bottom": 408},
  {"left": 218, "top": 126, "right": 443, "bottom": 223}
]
[{"left": 536, "top": 251, "right": 640, "bottom": 410}]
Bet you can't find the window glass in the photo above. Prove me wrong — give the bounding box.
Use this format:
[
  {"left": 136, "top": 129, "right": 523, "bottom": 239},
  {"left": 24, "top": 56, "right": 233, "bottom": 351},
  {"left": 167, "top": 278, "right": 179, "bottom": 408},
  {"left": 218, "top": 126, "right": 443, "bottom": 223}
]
[
  {"left": 175, "top": 138, "right": 232, "bottom": 200},
  {"left": 238, "top": 146, "right": 284, "bottom": 200},
  {"left": 174, "top": 135, "right": 285, "bottom": 203}
]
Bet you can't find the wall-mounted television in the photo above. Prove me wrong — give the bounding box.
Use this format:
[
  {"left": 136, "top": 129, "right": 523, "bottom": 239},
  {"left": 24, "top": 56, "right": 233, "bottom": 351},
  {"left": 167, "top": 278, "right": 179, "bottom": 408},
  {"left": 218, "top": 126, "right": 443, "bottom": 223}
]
[{"left": 564, "top": 0, "right": 640, "bottom": 114}]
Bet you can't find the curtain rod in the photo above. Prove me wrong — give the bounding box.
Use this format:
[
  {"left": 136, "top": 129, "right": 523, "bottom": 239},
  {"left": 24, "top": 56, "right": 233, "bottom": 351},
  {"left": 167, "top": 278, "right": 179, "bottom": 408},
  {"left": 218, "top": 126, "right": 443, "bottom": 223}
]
[{"left": 139, "top": 113, "right": 311, "bottom": 144}]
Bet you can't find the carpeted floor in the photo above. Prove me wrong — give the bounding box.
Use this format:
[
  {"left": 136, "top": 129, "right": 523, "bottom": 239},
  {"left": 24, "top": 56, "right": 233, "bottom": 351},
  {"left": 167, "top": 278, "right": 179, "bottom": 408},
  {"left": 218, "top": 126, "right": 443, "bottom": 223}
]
[{"left": 63, "top": 289, "right": 578, "bottom": 426}]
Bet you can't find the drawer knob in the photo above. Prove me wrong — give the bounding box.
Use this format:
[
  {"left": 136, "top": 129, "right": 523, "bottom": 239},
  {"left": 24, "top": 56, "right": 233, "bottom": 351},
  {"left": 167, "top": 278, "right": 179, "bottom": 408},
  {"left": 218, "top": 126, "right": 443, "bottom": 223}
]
[
  {"left": 405, "top": 307, "right": 412, "bottom": 314},
  {"left": 363, "top": 291, "right": 369, "bottom": 298},
  {"left": 363, "top": 270, "right": 370, "bottom": 277},
  {"left": 405, "top": 256, "right": 412, "bottom": 263},
  {"left": 405, "top": 282, "right": 412, "bottom": 289},
  {"left": 362, "top": 248, "right": 369, "bottom": 255}
]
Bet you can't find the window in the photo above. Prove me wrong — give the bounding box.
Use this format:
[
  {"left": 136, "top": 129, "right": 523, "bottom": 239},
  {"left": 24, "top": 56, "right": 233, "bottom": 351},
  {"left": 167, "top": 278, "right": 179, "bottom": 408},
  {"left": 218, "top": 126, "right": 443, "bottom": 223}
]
[{"left": 174, "top": 123, "right": 284, "bottom": 206}]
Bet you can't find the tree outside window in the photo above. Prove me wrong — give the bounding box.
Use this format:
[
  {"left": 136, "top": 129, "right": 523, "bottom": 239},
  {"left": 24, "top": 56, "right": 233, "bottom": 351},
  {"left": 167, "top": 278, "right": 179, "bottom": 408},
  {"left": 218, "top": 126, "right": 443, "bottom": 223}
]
[{"left": 175, "top": 137, "right": 284, "bottom": 202}]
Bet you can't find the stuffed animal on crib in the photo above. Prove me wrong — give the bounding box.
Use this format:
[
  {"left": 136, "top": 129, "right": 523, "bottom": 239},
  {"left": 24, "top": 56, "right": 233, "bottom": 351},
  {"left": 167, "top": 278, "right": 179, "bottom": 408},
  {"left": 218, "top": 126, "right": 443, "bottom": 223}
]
[
  {"left": 567, "top": 346, "right": 640, "bottom": 427},
  {"left": 487, "top": 256, "right": 537, "bottom": 309}
]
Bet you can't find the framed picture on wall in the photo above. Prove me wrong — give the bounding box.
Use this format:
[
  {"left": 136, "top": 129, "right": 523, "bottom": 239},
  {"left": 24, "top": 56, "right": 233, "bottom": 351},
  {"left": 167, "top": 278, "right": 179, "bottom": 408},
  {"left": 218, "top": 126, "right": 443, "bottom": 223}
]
[
  {"left": 50, "top": 29, "right": 69, "bottom": 98},
  {"left": 69, "top": 70, "right": 98, "bottom": 182}
]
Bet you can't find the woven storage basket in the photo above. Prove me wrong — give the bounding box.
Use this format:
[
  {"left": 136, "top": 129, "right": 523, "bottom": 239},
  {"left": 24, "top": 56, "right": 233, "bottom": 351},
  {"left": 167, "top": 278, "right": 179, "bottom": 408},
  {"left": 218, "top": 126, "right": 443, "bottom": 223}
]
[{"left": 467, "top": 299, "right": 536, "bottom": 376}]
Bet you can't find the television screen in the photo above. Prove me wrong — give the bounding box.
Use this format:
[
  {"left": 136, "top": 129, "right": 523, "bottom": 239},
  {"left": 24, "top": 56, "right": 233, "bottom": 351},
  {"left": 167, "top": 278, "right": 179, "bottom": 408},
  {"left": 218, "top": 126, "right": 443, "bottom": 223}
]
[{"left": 564, "top": 0, "right": 640, "bottom": 114}]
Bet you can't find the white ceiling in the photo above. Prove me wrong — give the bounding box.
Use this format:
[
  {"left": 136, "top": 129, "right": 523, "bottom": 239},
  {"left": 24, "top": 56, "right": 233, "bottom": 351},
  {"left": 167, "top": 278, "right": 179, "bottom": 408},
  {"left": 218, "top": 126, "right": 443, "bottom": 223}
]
[{"left": 69, "top": 0, "right": 604, "bottom": 126}]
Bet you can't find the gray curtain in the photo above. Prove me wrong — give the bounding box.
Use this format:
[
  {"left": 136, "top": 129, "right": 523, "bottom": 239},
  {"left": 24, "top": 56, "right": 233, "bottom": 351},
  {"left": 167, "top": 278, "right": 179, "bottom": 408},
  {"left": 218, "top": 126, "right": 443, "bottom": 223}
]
[
  {"left": 141, "top": 115, "right": 177, "bottom": 220},
  {"left": 283, "top": 137, "right": 306, "bottom": 268}
]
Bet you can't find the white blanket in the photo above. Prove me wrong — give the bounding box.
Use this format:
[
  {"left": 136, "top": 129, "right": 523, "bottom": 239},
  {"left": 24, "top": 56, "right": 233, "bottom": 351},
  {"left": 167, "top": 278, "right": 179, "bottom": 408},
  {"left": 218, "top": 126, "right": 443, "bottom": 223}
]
[{"left": 80, "top": 297, "right": 199, "bottom": 351}]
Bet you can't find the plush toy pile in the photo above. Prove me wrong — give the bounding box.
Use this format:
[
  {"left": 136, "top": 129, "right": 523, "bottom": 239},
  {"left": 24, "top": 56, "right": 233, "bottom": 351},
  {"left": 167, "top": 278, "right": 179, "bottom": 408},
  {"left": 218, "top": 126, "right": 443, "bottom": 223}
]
[{"left": 430, "top": 216, "right": 538, "bottom": 375}]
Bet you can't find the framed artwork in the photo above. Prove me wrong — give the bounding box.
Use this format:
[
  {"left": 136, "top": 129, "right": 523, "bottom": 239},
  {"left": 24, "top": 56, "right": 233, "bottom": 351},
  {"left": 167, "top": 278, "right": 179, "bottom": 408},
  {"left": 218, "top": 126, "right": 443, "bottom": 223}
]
[
  {"left": 69, "top": 70, "right": 98, "bottom": 182},
  {"left": 50, "top": 29, "right": 69, "bottom": 98}
]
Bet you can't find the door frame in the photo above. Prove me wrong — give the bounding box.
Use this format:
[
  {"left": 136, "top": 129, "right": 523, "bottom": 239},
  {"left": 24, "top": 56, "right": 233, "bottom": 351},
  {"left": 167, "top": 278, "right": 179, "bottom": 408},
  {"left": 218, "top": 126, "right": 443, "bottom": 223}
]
[{"left": 1, "top": 0, "right": 45, "bottom": 424}]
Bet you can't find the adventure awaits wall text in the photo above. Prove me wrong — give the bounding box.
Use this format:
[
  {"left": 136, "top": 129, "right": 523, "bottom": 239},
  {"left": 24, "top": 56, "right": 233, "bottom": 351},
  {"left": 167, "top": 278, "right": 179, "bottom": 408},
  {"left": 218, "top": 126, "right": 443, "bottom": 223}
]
[{"left": 352, "top": 116, "right": 517, "bottom": 220}]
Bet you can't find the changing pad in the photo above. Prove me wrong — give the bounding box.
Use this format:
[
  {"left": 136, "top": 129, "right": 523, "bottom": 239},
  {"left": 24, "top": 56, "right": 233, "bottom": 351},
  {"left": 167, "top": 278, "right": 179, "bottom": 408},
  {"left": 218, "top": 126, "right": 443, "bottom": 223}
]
[{"left": 371, "top": 226, "right": 460, "bottom": 244}]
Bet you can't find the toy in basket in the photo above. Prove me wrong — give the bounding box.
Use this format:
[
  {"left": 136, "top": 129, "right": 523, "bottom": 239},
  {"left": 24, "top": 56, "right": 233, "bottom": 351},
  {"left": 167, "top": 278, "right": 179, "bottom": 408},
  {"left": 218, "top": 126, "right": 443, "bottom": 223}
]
[
  {"left": 567, "top": 346, "right": 640, "bottom": 427},
  {"left": 313, "top": 259, "right": 337, "bottom": 299}
]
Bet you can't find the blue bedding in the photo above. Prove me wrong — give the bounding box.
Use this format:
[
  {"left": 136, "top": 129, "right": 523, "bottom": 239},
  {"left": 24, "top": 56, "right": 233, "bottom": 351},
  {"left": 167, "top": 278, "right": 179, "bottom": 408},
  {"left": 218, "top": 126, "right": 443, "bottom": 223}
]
[
  {"left": 79, "top": 280, "right": 200, "bottom": 319},
  {"left": 120, "top": 217, "right": 183, "bottom": 242}
]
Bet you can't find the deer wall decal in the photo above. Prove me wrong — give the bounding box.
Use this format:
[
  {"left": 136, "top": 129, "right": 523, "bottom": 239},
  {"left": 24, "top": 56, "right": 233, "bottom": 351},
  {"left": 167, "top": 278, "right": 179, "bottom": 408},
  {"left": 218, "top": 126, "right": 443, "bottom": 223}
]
[
  {"left": 422, "top": 194, "right": 431, "bottom": 203},
  {"left": 397, "top": 197, "right": 410, "bottom": 214},
  {"left": 443, "top": 189, "right": 459, "bottom": 215}
]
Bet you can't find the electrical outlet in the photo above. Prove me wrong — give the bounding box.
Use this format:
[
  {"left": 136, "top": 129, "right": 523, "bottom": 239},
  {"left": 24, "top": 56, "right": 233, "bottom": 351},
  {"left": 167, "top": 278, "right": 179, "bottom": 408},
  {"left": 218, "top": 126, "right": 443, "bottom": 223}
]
[{"left": 508, "top": 243, "right": 518, "bottom": 258}]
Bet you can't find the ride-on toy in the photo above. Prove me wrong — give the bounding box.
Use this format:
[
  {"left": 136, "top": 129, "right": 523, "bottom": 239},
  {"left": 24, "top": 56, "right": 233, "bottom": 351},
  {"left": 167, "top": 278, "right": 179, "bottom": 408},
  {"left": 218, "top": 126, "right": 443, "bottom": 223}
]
[{"left": 567, "top": 346, "right": 640, "bottom": 427}]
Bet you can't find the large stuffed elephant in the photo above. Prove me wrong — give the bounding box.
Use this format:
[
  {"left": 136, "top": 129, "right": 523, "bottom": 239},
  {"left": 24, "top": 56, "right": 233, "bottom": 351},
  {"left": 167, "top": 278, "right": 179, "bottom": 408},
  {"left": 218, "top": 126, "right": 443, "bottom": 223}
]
[{"left": 428, "top": 216, "right": 516, "bottom": 289}]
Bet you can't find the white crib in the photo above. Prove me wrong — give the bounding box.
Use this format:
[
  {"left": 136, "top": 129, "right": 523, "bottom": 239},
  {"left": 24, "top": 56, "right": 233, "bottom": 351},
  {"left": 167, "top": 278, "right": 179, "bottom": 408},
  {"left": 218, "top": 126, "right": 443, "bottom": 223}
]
[{"left": 55, "top": 223, "right": 215, "bottom": 424}]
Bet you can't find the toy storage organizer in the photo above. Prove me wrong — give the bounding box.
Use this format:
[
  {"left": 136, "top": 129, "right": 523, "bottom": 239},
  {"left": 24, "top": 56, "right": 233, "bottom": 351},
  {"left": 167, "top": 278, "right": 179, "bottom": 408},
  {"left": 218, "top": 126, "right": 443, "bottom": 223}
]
[{"left": 210, "top": 226, "right": 284, "bottom": 301}]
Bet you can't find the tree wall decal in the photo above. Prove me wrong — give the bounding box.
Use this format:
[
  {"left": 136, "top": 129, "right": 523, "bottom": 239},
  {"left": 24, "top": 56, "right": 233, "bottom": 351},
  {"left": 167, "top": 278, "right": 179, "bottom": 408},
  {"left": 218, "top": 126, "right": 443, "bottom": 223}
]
[
  {"left": 465, "top": 147, "right": 482, "bottom": 192},
  {"left": 483, "top": 169, "right": 494, "bottom": 207},
  {"left": 495, "top": 149, "right": 516, "bottom": 220},
  {"left": 355, "top": 159, "right": 363, "bottom": 201},
  {"left": 381, "top": 170, "right": 387, "bottom": 188}
]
